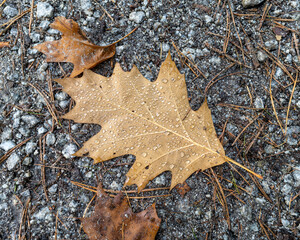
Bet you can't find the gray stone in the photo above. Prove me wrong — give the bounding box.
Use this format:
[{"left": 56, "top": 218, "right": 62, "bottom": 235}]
[
  {"left": 1, "top": 128, "right": 12, "bottom": 141},
  {"left": 33, "top": 206, "right": 51, "bottom": 220},
  {"left": 281, "top": 219, "right": 290, "bottom": 228},
  {"left": 255, "top": 197, "right": 266, "bottom": 205},
  {"left": 37, "top": 127, "right": 47, "bottom": 135},
  {"left": 257, "top": 51, "right": 268, "bottom": 62},
  {"left": 23, "top": 157, "right": 33, "bottom": 166},
  {"left": 80, "top": 0, "right": 93, "bottom": 16},
  {"left": 242, "top": 0, "right": 265, "bottom": 8},
  {"left": 261, "top": 180, "right": 271, "bottom": 194},
  {"left": 249, "top": 223, "right": 259, "bottom": 232},
  {"left": 25, "top": 141, "right": 37, "bottom": 155},
  {"left": 21, "top": 115, "right": 40, "bottom": 127},
  {"left": 129, "top": 11, "right": 145, "bottom": 24},
  {"left": 162, "top": 43, "right": 170, "bottom": 52},
  {"left": 0, "top": 140, "right": 16, "bottom": 151},
  {"left": 153, "top": 22, "right": 161, "bottom": 31},
  {"left": 55, "top": 92, "right": 68, "bottom": 101},
  {"left": 3, "top": 6, "right": 18, "bottom": 17},
  {"left": 36, "top": 2, "right": 54, "bottom": 19},
  {"left": 62, "top": 143, "right": 78, "bottom": 158},
  {"left": 264, "top": 145, "right": 274, "bottom": 154},
  {"left": 177, "top": 198, "right": 190, "bottom": 213},
  {"left": 48, "top": 184, "right": 58, "bottom": 194},
  {"left": 46, "top": 133, "right": 56, "bottom": 146},
  {"left": 204, "top": 15, "right": 213, "bottom": 24},
  {"left": 110, "top": 181, "right": 121, "bottom": 190},
  {"left": 292, "top": 166, "right": 300, "bottom": 187},
  {"left": 0, "top": 203, "right": 8, "bottom": 211},
  {"left": 154, "top": 175, "right": 166, "bottom": 185},
  {"left": 281, "top": 184, "right": 292, "bottom": 194},
  {"left": 30, "top": 33, "right": 40, "bottom": 43},
  {"left": 254, "top": 97, "right": 264, "bottom": 109},
  {"left": 265, "top": 40, "right": 277, "bottom": 51},
  {"left": 7, "top": 152, "right": 21, "bottom": 170},
  {"left": 39, "top": 20, "right": 50, "bottom": 30},
  {"left": 59, "top": 100, "right": 70, "bottom": 109}
]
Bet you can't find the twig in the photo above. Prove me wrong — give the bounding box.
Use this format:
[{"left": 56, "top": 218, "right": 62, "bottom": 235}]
[
  {"left": 258, "top": 3, "right": 272, "bottom": 31},
  {"left": 285, "top": 72, "right": 298, "bottom": 133},
  {"left": 0, "top": 7, "right": 36, "bottom": 36},
  {"left": 28, "top": 0, "right": 34, "bottom": 35},
  {"left": 0, "top": 137, "right": 32, "bottom": 165},
  {"left": 205, "top": 42, "right": 251, "bottom": 68}
]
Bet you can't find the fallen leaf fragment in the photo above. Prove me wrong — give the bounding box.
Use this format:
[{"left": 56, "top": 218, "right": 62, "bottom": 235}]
[
  {"left": 81, "top": 184, "right": 161, "bottom": 240},
  {"left": 175, "top": 181, "right": 191, "bottom": 197},
  {"left": 34, "top": 16, "right": 115, "bottom": 77},
  {"left": 57, "top": 52, "right": 261, "bottom": 191},
  {"left": 0, "top": 42, "right": 10, "bottom": 48},
  {"left": 272, "top": 27, "right": 288, "bottom": 41}
]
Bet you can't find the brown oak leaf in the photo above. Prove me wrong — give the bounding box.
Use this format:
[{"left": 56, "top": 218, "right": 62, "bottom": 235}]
[
  {"left": 81, "top": 184, "right": 161, "bottom": 240},
  {"left": 0, "top": 42, "right": 10, "bottom": 48},
  {"left": 34, "top": 16, "right": 115, "bottom": 77},
  {"left": 57, "top": 53, "right": 261, "bottom": 191}
]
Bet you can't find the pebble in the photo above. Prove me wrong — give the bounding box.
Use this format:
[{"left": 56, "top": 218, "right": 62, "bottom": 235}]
[
  {"left": 242, "top": 0, "right": 265, "bottom": 8},
  {"left": 36, "top": 2, "right": 54, "bottom": 19},
  {"left": 3, "top": 6, "right": 18, "bottom": 17},
  {"left": 80, "top": 0, "right": 93, "bottom": 16},
  {"left": 249, "top": 223, "right": 259, "bottom": 232},
  {"left": 204, "top": 15, "right": 213, "bottom": 24},
  {"left": 257, "top": 51, "right": 268, "bottom": 62},
  {"left": 30, "top": 33, "right": 40, "bottom": 43},
  {"left": 46, "top": 133, "right": 56, "bottom": 146},
  {"left": 37, "top": 127, "right": 47, "bottom": 135},
  {"left": 265, "top": 40, "right": 277, "bottom": 50},
  {"left": 0, "top": 140, "right": 16, "bottom": 151},
  {"left": 33, "top": 206, "right": 51, "bottom": 220},
  {"left": 281, "top": 184, "right": 292, "bottom": 194},
  {"left": 1, "top": 128, "right": 12, "bottom": 141},
  {"left": 281, "top": 219, "right": 290, "bottom": 228},
  {"left": 21, "top": 115, "right": 40, "bottom": 128},
  {"left": 129, "top": 11, "right": 145, "bottom": 24},
  {"left": 162, "top": 43, "right": 170, "bottom": 52},
  {"left": 55, "top": 92, "right": 68, "bottom": 101},
  {"left": 154, "top": 175, "right": 166, "bottom": 185},
  {"left": 264, "top": 145, "right": 274, "bottom": 154},
  {"left": 48, "top": 184, "right": 58, "bottom": 194},
  {"left": 292, "top": 166, "right": 300, "bottom": 187},
  {"left": 62, "top": 143, "right": 78, "bottom": 158},
  {"left": 177, "top": 198, "right": 190, "bottom": 213},
  {"left": 254, "top": 97, "right": 264, "bottom": 109},
  {"left": 23, "top": 157, "right": 33, "bottom": 166},
  {"left": 25, "top": 141, "right": 37, "bottom": 155},
  {"left": 110, "top": 181, "right": 121, "bottom": 190},
  {"left": 6, "top": 152, "right": 21, "bottom": 170},
  {"left": 39, "top": 20, "right": 50, "bottom": 30},
  {"left": 255, "top": 197, "right": 266, "bottom": 205},
  {"left": 59, "top": 100, "right": 70, "bottom": 109}
]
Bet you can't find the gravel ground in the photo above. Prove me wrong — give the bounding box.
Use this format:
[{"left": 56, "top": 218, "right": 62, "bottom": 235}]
[{"left": 0, "top": 0, "right": 299, "bottom": 239}]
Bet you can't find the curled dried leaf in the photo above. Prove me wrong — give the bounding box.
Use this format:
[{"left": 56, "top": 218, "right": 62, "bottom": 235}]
[
  {"left": 34, "top": 16, "right": 115, "bottom": 77},
  {"left": 81, "top": 184, "right": 161, "bottom": 240}
]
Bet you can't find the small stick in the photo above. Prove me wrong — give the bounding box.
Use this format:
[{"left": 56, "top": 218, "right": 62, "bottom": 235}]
[
  {"left": 28, "top": 0, "right": 35, "bottom": 35},
  {"left": 244, "top": 122, "right": 265, "bottom": 154},
  {"left": 232, "top": 113, "right": 262, "bottom": 145},
  {"left": 0, "top": 0, "right": 7, "bottom": 7},
  {"left": 0, "top": 137, "right": 32, "bottom": 164},
  {"left": 258, "top": 3, "right": 272, "bottom": 31},
  {"left": 285, "top": 72, "right": 298, "bottom": 133},
  {"left": 205, "top": 42, "right": 251, "bottom": 68}
]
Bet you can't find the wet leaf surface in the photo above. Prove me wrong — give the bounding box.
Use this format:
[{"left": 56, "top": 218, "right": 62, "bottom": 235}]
[
  {"left": 34, "top": 16, "right": 115, "bottom": 77},
  {"left": 57, "top": 53, "right": 230, "bottom": 191}
]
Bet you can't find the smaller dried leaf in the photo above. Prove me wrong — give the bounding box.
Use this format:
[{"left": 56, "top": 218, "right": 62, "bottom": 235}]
[
  {"left": 81, "top": 184, "right": 161, "bottom": 240},
  {"left": 34, "top": 16, "right": 115, "bottom": 77},
  {"left": 272, "top": 27, "right": 288, "bottom": 41},
  {"left": 175, "top": 181, "right": 191, "bottom": 197}
]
